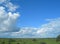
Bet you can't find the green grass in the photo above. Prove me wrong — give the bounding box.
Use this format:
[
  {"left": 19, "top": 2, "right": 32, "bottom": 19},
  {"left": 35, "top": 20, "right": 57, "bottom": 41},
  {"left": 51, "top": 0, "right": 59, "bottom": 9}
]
[{"left": 0, "top": 38, "right": 60, "bottom": 44}]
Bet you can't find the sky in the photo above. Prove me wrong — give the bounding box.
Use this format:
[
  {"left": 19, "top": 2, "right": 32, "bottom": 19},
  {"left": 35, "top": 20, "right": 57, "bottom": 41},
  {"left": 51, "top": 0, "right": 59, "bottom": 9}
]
[
  {"left": 0, "top": 0, "right": 60, "bottom": 38},
  {"left": 19, "top": 0, "right": 60, "bottom": 27}
]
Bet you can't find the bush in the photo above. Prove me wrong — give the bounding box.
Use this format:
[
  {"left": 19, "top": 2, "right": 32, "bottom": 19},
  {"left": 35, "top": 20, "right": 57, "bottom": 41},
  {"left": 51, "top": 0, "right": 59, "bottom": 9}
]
[
  {"left": 32, "top": 39, "right": 37, "bottom": 41},
  {"left": 40, "top": 42, "right": 46, "bottom": 44},
  {"left": 56, "top": 35, "right": 60, "bottom": 42},
  {"left": 17, "top": 43, "right": 20, "bottom": 44},
  {"left": 1, "top": 42, "right": 5, "bottom": 44}
]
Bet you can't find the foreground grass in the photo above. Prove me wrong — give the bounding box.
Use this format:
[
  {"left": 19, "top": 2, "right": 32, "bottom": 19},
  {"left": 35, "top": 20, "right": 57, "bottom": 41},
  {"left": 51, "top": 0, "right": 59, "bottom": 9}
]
[{"left": 0, "top": 38, "right": 60, "bottom": 44}]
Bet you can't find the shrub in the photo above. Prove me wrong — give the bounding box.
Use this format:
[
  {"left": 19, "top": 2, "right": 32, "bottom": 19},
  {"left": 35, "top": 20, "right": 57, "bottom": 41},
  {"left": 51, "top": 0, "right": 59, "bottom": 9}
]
[
  {"left": 56, "top": 35, "right": 60, "bottom": 42},
  {"left": 17, "top": 43, "right": 20, "bottom": 44},
  {"left": 1, "top": 41, "right": 5, "bottom": 44},
  {"left": 32, "top": 39, "right": 37, "bottom": 41},
  {"left": 40, "top": 42, "right": 46, "bottom": 44}
]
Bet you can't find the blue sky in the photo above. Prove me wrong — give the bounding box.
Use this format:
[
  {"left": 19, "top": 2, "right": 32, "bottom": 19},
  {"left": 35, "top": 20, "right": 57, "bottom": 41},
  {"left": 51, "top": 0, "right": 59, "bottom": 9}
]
[
  {"left": 0, "top": 0, "right": 60, "bottom": 38},
  {"left": 15, "top": 0, "right": 60, "bottom": 27}
]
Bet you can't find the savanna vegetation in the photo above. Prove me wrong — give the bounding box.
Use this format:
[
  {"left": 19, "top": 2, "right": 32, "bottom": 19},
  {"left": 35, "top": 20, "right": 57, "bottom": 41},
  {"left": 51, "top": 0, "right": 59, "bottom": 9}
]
[{"left": 0, "top": 38, "right": 60, "bottom": 44}]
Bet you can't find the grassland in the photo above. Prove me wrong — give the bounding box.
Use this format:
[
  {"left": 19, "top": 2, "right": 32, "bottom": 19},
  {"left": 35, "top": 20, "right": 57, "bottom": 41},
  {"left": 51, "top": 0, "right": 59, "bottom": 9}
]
[{"left": 0, "top": 38, "right": 60, "bottom": 44}]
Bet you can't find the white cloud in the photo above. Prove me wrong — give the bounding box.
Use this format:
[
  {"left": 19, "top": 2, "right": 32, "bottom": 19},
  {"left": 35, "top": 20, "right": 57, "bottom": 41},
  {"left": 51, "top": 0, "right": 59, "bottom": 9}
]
[
  {"left": 10, "top": 27, "right": 37, "bottom": 37},
  {"left": 0, "top": 6, "right": 7, "bottom": 22},
  {"left": 9, "top": 18, "right": 60, "bottom": 38},
  {"left": 0, "top": 0, "right": 20, "bottom": 32},
  {"left": 0, "top": 11, "right": 20, "bottom": 32},
  {"left": 5, "top": 2, "right": 19, "bottom": 12},
  {"left": 0, "top": 0, "right": 7, "bottom": 3},
  {"left": 36, "top": 18, "right": 60, "bottom": 38},
  {"left": 0, "top": 0, "right": 18, "bottom": 12}
]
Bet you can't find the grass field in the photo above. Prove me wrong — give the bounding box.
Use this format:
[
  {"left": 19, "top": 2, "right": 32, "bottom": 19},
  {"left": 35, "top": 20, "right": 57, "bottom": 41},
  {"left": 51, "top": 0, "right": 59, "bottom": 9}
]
[{"left": 0, "top": 38, "right": 60, "bottom": 44}]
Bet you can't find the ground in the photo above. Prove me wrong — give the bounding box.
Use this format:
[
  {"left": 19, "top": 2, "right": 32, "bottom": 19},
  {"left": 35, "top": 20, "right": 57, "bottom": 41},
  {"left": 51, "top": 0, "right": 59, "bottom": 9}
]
[{"left": 0, "top": 38, "right": 60, "bottom": 44}]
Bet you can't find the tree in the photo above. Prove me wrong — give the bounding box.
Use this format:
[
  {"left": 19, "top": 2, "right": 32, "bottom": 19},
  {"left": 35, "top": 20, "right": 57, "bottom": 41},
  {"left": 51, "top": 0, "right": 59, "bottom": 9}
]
[{"left": 56, "top": 35, "right": 60, "bottom": 42}]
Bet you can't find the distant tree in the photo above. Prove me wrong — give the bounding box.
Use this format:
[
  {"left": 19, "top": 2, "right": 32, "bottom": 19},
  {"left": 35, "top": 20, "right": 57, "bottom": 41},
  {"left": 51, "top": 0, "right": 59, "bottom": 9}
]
[
  {"left": 32, "top": 39, "right": 37, "bottom": 41},
  {"left": 56, "top": 35, "right": 60, "bottom": 42},
  {"left": 40, "top": 42, "right": 46, "bottom": 44}
]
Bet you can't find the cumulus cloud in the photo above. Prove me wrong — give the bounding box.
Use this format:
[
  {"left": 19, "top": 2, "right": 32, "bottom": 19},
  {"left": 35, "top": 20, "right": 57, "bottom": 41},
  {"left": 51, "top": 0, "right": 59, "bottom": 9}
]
[{"left": 0, "top": 0, "right": 20, "bottom": 32}]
